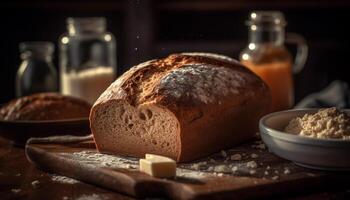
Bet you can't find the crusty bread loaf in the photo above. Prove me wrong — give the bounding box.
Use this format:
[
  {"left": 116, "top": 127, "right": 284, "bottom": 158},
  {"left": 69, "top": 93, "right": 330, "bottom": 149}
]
[
  {"left": 90, "top": 53, "right": 271, "bottom": 162},
  {"left": 0, "top": 93, "right": 91, "bottom": 121}
]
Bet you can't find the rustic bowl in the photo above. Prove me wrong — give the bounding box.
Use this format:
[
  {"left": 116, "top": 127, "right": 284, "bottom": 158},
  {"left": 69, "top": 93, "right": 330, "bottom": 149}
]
[
  {"left": 259, "top": 108, "right": 350, "bottom": 171},
  {"left": 0, "top": 118, "right": 90, "bottom": 146}
]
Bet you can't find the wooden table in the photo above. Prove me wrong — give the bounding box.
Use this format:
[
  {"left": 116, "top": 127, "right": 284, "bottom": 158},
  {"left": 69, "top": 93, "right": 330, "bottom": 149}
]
[{"left": 1, "top": 137, "right": 350, "bottom": 200}]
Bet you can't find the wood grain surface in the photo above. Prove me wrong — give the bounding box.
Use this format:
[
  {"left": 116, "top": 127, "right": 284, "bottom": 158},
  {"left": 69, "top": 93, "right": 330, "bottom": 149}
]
[
  {"left": 0, "top": 137, "right": 134, "bottom": 200},
  {"left": 24, "top": 137, "right": 350, "bottom": 200}
]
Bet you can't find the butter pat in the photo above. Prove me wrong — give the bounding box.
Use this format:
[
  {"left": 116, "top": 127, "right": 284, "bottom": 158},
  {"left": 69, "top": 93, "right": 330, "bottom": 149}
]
[{"left": 139, "top": 154, "right": 176, "bottom": 178}]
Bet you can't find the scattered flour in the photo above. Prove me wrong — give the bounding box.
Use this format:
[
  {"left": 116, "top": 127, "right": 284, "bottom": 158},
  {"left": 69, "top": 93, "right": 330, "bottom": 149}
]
[
  {"left": 51, "top": 174, "right": 80, "bottom": 184},
  {"left": 249, "top": 170, "right": 256, "bottom": 175},
  {"left": 11, "top": 188, "right": 21, "bottom": 193},
  {"left": 221, "top": 150, "right": 227, "bottom": 158},
  {"left": 176, "top": 168, "right": 209, "bottom": 178},
  {"left": 52, "top": 140, "right": 288, "bottom": 181},
  {"left": 247, "top": 161, "right": 258, "bottom": 169},
  {"left": 31, "top": 180, "right": 40, "bottom": 188},
  {"left": 251, "top": 153, "right": 259, "bottom": 159},
  {"left": 284, "top": 168, "right": 291, "bottom": 174},
  {"left": 62, "top": 151, "right": 139, "bottom": 169},
  {"left": 76, "top": 194, "right": 106, "bottom": 200},
  {"left": 214, "top": 165, "right": 231, "bottom": 173}
]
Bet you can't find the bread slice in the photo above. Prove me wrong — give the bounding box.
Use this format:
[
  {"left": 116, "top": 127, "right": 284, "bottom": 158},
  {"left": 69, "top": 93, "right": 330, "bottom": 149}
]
[
  {"left": 91, "top": 100, "right": 180, "bottom": 158},
  {"left": 90, "top": 53, "right": 271, "bottom": 162}
]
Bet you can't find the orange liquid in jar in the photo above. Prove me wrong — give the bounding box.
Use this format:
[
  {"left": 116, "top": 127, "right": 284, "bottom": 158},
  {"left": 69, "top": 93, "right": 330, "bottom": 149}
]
[{"left": 241, "top": 60, "right": 294, "bottom": 112}]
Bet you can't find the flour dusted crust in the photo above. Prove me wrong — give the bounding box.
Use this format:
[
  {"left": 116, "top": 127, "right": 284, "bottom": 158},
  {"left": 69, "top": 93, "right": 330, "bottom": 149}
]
[
  {"left": 90, "top": 53, "right": 271, "bottom": 162},
  {"left": 0, "top": 93, "right": 91, "bottom": 121},
  {"left": 158, "top": 63, "right": 251, "bottom": 104}
]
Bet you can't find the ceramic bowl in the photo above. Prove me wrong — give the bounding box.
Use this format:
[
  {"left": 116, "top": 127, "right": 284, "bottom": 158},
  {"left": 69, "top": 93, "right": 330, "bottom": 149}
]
[{"left": 260, "top": 109, "right": 350, "bottom": 171}]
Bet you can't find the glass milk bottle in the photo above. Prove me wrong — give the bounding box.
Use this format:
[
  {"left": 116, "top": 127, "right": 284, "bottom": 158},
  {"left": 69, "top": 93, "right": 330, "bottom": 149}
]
[
  {"left": 16, "top": 42, "right": 58, "bottom": 97},
  {"left": 59, "top": 17, "right": 116, "bottom": 104},
  {"left": 240, "top": 11, "right": 308, "bottom": 112}
]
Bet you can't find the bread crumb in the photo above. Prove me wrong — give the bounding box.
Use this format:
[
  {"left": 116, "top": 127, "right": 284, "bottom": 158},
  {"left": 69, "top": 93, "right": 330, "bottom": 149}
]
[
  {"left": 230, "top": 154, "right": 242, "bottom": 161},
  {"left": 214, "top": 165, "right": 231, "bottom": 173},
  {"left": 274, "top": 170, "right": 279, "bottom": 174},
  {"left": 15, "top": 173, "right": 21, "bottom": 177},
  {"left": 217, "top": 173, "right": 224, "bottom": 177},
  {"left": 11, "top": 188, "right": 21, "bottom": 193},
  {"left": 192, "top": 163, "right": 200, "bottom": 171},
  {"left": 272, "top": 176, "right": 279, "bottom": 180},
  {"left": 249, "top": 170, "right": 256, "bottom": 175},
  {"left": 255, "top": 144, "right": 266, "bottom": 150},
  {"left": 264, "top": 171, "right": 269, "bottom": 175},
  {"left": 221, "top": 150, "right": 227, "bottom": 158},
  {"left": 63, "top": 197, "right": 68, "bottom": 200},
  {"left": 191, "top": 162, "right": 208, "bottom": 171},
  {"left": 266, "top": 165, "right": 271, "bottom": 170},
  {"left": 51, "top": 174, "right": 79, "bottom": 184},
  {"left": 250, "top": 153, "right": 258, "bottom": 158},
  {"left": 31, "top": 180, "right": 40, "bottom": 188},
  {"left": 284, "top": 168, "right": 291, "bottom": 174},
  {"left": 247, "top": 161, "right": 258, "bottom": 168},
  {"left": 76, "top": 194, "right": 103, "bottom": 200},
  {"left": 232, "top": 166, "right": 238, "bottom": 172}
]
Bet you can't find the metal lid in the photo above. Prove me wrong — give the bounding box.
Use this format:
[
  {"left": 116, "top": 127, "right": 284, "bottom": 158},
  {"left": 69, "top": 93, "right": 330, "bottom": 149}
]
[
  {"left": 19, "top": 41, "right": 54, "bottom": 56},
  {"left": 246, "top": 11, "right": 287, "bottom": 27}
]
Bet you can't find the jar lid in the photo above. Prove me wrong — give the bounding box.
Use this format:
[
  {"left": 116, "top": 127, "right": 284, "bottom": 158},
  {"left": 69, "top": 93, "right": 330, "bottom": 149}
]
[
  {"left": 246, "top": 11, "right": 287, "bottom": 27},
  {"left": 67, "top": 17, "right": 106, "bottom": 35},
  {"left": 19, "top": 41, "right": 54, "bottom": 55}
]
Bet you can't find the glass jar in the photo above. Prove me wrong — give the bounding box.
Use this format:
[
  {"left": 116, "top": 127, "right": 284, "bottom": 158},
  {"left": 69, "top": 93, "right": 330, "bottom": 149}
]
[
  {"left": 16, "top": 42, "right": 58, "bottom": 97},
  {"left": 240, "top": 11, "right": 308, "bottom": 112},
  {"left": 59, "top": 17, "right": 116, "bottom": 104}
]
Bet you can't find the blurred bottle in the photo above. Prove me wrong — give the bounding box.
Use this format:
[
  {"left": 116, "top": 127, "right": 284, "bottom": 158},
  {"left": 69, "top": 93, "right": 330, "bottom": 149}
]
[
  {"left": 16, "top": 42, "right": 58, "bottom": 97},
  {"left": 240, "top": 11, "right": 308, "bottom": 112},
  {"left": 59, "top": 17, "right": 116, "bottom": 104}
]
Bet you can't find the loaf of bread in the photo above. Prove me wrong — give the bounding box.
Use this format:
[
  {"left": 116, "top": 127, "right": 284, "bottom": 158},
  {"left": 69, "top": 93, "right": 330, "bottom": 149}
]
[
  {"left": 90, "top": 53, "right": 271, "bottom": 162},
  {"left": 0, "top": 93, "right": 91, "bottom": 121}
]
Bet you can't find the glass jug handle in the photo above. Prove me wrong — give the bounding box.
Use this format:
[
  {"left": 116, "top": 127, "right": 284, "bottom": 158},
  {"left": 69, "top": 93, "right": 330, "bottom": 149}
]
[{"left": 285, "top": 33, "right": 308, "bottom": 74}]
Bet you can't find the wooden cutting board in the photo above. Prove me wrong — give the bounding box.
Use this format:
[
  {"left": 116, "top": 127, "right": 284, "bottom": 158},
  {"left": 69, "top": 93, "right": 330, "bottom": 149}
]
[{"left": 25, "top": 136, "right": 350, "bottom": 200}]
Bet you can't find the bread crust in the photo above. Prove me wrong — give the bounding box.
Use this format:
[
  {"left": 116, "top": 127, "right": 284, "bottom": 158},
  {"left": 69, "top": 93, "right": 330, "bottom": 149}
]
[
  {"left": 90, "top": 53, "right": 270, "bottom": 162},
  {"left": 0, "top": 93, "right": 91, "bottom": 121}
]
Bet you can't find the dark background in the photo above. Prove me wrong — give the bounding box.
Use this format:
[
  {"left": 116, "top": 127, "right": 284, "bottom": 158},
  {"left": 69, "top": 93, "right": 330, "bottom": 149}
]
[{"left": 1, "top": 0, "right": 350, "bottom": 104}]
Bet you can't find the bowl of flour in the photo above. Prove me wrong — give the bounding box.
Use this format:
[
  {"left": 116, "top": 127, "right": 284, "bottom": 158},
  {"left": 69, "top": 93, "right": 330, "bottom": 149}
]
[{"left": 260, "top": 108, "right": 350, "bottom": 171}]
